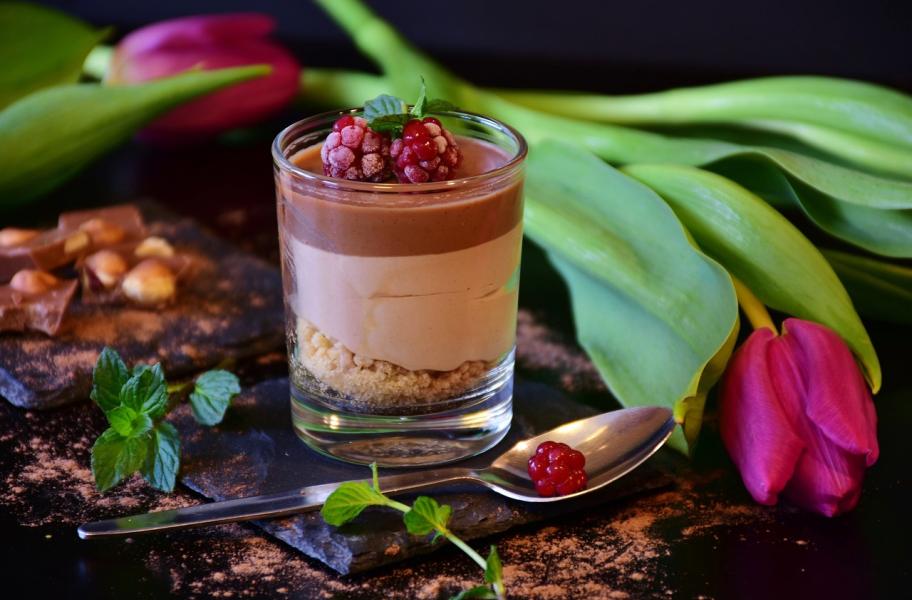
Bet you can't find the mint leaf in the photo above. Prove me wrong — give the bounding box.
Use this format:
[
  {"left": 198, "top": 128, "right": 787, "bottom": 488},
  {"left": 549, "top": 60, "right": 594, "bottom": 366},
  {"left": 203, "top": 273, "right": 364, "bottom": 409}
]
[
  {"left": 364, "top": 93, "right": 407, "bottom": 121},
  {"left": 403, "top": 496, "right": 452, "bottom": 540},
  {"left": 368, "top": 113, "right": 410, "bottom": 138},
  {"left": 142, "top": 421, "right": 180, "bottom": 492},
  {"left": 321, "top": 481, "right": 389, "bottom": 526},
  {"left": 119, "top": 363, "right": 167, "bottom": 415},
  {"left": 484, "top": 546, "right": 503, "bottom": 585},
  {"left": 107, "top": 405, "right": 152, "bottom": 438},
  {"left": 451, "top": 586, "right": 497, "bottom": 600},
  {"left": 91, "top": 347, "right": 129, "bottom": 413},
  {"left": 188, "top": 370, "right": 240, "bottom": 426},
  {"left": 426, "top": 99, "right": 458, "bottom": 114},
  {"left": 90, "top": 428, "right": 150, "bottom": 492},
  {"left": 410, "top": 77, "right": 427, "bottom": 118}
]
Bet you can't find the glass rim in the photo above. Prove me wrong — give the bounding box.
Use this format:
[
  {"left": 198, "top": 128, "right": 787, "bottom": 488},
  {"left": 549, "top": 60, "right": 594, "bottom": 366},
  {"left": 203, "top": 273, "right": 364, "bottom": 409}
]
[{"left": 271, "top": 107, "right": 528, "bottom": 194}]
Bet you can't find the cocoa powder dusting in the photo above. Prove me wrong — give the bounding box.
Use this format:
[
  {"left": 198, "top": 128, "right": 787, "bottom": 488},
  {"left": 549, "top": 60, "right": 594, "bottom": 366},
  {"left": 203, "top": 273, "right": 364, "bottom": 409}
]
[
  {"left": 516, "top": 309, "right": 606, "bottom": 393},
  {"left": 0, "top": 393, "right": 784, "bottom": 599}
]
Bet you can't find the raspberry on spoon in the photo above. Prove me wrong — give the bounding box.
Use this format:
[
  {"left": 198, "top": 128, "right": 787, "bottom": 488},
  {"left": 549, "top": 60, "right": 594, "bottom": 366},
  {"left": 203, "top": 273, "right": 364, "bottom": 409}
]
[{"left": 527, "top": 440, "right": 587, "bottom": 497}]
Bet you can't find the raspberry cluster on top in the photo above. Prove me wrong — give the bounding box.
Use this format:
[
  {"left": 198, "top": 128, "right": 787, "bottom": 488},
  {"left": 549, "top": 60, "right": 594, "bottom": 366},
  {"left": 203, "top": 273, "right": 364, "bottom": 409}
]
[{"left": 320, "top": 81, "right": 463, "bottom": 183}]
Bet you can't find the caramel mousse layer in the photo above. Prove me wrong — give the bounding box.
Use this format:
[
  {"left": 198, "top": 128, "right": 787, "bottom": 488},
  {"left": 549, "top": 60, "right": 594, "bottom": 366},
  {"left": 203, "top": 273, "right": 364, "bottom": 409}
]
[
  {"left": 277, "top": 137, "right": 523, "bottom": 373},
  {"left": 279, "top": 138, "right": 523, "bottom": 256}
]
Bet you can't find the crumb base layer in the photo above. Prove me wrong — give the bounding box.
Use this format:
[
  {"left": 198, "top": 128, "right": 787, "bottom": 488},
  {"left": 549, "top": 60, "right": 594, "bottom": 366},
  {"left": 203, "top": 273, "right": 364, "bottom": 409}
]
[{"left": 287, "top": 327, "right": 515, "bottom": 466}]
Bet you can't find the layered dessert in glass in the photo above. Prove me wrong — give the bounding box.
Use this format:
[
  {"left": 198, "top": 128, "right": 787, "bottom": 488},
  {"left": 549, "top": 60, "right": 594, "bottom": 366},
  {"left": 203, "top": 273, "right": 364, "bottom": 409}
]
[{"left": 272, "top": 108, "right": 526, "bottom": 466}]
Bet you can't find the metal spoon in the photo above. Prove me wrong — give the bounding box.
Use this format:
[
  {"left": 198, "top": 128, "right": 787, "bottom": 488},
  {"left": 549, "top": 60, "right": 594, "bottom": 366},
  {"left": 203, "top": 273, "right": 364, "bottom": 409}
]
[{"left": 78, "top": 406, "right": 675, "bottom": 539}]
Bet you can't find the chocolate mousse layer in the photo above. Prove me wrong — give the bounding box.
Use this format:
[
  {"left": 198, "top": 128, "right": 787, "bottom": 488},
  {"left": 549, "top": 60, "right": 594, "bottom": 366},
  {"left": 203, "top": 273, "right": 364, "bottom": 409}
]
[{"left": 277, "top": 137, "right": 523, "bottom": 257}]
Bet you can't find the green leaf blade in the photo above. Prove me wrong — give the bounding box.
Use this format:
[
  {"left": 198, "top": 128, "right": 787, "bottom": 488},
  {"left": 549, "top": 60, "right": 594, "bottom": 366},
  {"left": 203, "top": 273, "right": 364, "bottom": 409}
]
[
  {"left": 451, "top": 586, "right": 498, "bottom": 600},
  {"left": 624, "top": 164, "right": 881, "bottom": 391},
  {"left": 0, "top": 3, "right": 107, "bottom": 109},
  {"left": 120, "top": 363, "right": 167, "bottom": 414},
  {"left": 90, "top": 346, "right": 129, "bottom": 413},
  {"left": 410, "top": 76, "right": 427, "bottom": 117},
  {"left": 143, "top": 421, "right": 180, "bottom": 492},
  {"left": 0, "top": 65, "right": 269, "bottom": 205},
  {"left": 189, "top": 370, "right": 240, "bottom": 426},
  {"left": 524, "top": 140, "right": 738, "bottom": 452},
  {"left": 364, "top": 93, "right": 406, "bottom": 120},
  {"left": 91, "top": 428, "right": 150, "bottom": 492},
  {"left": 321, "top": 481, "right": 389, "bottom": 526},
  {"left": 403, "top": 496, "right": 452, "bottom": 538},
  {"left": 484, "top": 546, "right": 503, "bottom": 585},
  {"left": 823, "top": 249, "right": 912, "bottom": 325}
]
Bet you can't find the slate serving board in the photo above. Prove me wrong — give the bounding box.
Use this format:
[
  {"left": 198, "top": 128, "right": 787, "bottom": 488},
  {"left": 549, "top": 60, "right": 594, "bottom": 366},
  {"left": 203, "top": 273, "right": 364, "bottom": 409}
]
[
  {"left": 174, "top": 377, "right": 673, "bottom": 575},
  {"left": 0, "top": 205, "right": 285, "bottom": 409}
]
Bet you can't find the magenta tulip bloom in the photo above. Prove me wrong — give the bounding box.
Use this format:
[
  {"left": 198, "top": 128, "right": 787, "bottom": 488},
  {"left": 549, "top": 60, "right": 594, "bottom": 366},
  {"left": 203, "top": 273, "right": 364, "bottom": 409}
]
[
  {"left": 719, "top": 318, "right": 878, "bottom": 517},
  {"left": 108, "top": 14, "right": 300, "bottom": 141}
]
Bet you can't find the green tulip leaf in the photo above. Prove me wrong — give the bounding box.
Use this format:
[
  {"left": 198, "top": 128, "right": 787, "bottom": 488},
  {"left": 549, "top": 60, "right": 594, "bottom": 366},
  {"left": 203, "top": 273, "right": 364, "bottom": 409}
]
[
  {"left": 0, "top": 65, "right": 269, "bottom": 205},
  {"left": 711, "top": 157, "right": 912, "bottom": 258},
  {"left": 524, "top": 141, "right": 738, "bottom": 453},
  {"left": 625, "top": 164, "right": 881, "bottom": 391},
  {"left": 311, "top": 0, "right": 912, "bottom": 259},
  {"left": 0, "top": 3, "right": 109, "bottom": 109},
  {"left": 822, "top": 249, "right": 912, "bottom": 326},
  {"left": 495, "top": 76, "right": 912, "bottom": 154}
]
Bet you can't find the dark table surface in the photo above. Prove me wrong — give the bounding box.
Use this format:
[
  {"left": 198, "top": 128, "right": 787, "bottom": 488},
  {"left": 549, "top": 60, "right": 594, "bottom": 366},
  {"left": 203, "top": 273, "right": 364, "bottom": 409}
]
[{"left": 1, "top": 58, "right": 910, "bottom": 599}]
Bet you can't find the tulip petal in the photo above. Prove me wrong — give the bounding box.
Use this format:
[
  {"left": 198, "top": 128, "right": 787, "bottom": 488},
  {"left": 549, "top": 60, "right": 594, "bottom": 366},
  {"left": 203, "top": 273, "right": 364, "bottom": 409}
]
[
  {"left": 116, "top": 14, "right": 276, "bottom": 57},
  {"left": 107, "top": 13, "right": 300, "bottom": 140},
  {"left": 780, "top": 319, "right": 879, "bottom": 466},
  {"left": 720, "top": 329, "right": 805, "bottom": 505},
  {"left": 784, "top": 435, "right": 868, "bottom": 516}
]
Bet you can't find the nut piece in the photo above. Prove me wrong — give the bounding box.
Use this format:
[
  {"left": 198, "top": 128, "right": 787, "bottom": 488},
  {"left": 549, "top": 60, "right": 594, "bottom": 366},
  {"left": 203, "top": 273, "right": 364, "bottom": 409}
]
[
  {"left": 79, "top": 218, "right": 126, "bottom": 246},
  {"left": 84, "top": 249, "right": 128, "bottom": 288},
  {"left": 122, "top": 259, "right": 176, "bottom": 305},
  {"left": 10, "top": 269, "right": 59, "bottom": 295},
  {"left": 134, "top": 236, "right": 175, "bottom": 258},
  {"left": 63, "top": 230, "right": 91, "bottom": 255},
  {"left": 0, "top": 228, "right": 40, "bottom": 248}
]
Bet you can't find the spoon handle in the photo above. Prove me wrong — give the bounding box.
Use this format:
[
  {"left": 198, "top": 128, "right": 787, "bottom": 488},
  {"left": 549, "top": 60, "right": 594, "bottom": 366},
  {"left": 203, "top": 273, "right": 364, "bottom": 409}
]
[{"left": 77, "top": 467, "right": 476, "bottom": 539}]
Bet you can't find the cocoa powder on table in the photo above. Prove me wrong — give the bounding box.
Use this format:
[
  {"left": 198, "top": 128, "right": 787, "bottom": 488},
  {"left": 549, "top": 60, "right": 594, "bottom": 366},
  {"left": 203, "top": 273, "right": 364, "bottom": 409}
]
[{"left": 0, "top": 392, "right": 781, "bottom": 599}]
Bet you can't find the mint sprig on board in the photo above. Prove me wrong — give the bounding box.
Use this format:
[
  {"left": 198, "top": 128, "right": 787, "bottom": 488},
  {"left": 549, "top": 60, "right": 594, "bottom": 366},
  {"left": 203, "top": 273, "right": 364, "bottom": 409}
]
[
  {"left": 363, "top": 77, "right": 458, "bottom": 138},
  {"left": 322, "top": 463, "right": 506, "bottom": 600},
  {"left": 89, "top": 347, "right": 240, "bottom": 493}
]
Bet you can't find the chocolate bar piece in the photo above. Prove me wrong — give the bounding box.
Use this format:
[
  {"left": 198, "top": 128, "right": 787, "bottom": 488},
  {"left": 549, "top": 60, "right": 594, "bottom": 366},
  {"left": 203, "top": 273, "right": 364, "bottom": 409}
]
[
  {"left": 0, "top": 204, "right": 146, "bottom": 282},
  {"left": 0, "top": 270, "right": 78, "bottom": 336},
  {"left": 57, "top": 204, "right": 147, "bottom": 242},
  {"left": 0, "top": 228, "right": 91, "bottom": 282}
]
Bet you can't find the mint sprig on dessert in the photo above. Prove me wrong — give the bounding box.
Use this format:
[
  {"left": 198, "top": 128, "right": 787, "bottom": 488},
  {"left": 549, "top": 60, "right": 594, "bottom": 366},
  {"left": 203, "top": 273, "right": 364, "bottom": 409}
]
[
  {"left": 322, "top": 78, "right": 462, "bottom": 183},
  {"left": 89, "top": 347, "right": 240, "bottom": 492},
  {"left": 363, "top": 78, "right": 457, "bottom": 138},
  {"left": 322, "top": 463, "right": 506, "bottom": 600}
]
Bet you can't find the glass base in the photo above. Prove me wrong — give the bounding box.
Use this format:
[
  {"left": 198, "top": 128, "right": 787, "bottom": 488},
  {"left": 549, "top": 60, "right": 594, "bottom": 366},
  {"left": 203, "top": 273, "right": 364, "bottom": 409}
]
[{"left": 290, "top": 373, "right": 513, "bottom": 467}]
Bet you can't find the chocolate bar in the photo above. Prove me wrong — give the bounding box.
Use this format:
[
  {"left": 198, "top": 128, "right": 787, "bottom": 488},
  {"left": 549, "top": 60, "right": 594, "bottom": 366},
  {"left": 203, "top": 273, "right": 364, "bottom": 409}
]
[
  {"left": 0, "top": 270, "right": 78, "bottom": 336},
  {"left": 0, "top": 204, "right": 146, "bottom": 282}
]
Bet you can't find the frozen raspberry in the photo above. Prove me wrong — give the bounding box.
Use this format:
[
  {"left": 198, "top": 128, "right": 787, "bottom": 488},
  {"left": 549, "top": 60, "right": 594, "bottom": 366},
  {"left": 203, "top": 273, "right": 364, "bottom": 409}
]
[
  {"left": 527, "top": 441, "right": 587, "bottom": 497},
  {"left": 321, "top": 115, "right": 391, "bottom": 182},
  {"left": 390, "top": 117, "right": 462, "bottom": 183}
]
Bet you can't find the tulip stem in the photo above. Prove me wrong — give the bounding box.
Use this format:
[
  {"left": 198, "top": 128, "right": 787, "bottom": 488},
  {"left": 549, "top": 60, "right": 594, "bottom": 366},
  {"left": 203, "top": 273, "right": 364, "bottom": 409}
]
[{"left": 732, "top": 278, "right": 777, "bottom": 333}]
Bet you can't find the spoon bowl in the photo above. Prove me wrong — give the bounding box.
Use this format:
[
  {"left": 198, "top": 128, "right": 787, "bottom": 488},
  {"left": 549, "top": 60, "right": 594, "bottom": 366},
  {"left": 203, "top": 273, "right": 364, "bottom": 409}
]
[
  {"left": 78, "top": 405, "right": 676, "bottom": 539},
  {"left": 477, "top": 406, "right": 675, "bottom": 501}
]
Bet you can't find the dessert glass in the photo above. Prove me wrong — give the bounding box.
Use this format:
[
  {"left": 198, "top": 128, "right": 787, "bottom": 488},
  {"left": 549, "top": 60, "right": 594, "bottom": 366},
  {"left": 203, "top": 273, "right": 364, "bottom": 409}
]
[{"left": 272, "top": 109, "right": 526, "bottom": 466}]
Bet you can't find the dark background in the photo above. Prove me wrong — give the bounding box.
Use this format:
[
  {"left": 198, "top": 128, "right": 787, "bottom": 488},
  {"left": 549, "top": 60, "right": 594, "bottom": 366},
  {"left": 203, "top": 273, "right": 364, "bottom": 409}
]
[{"left": 35, "top": 0, "right": 912, "bottom": 90}]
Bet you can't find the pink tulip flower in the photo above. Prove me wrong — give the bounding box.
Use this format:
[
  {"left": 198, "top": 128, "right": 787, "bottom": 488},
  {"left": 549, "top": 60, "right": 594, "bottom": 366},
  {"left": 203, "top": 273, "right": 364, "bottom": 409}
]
[
  {"left": 719, "top": 318, "right": 878, "bottom": 517},
  {"left": 108, "top": 14, "right": 300, "bottom": 141}
]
